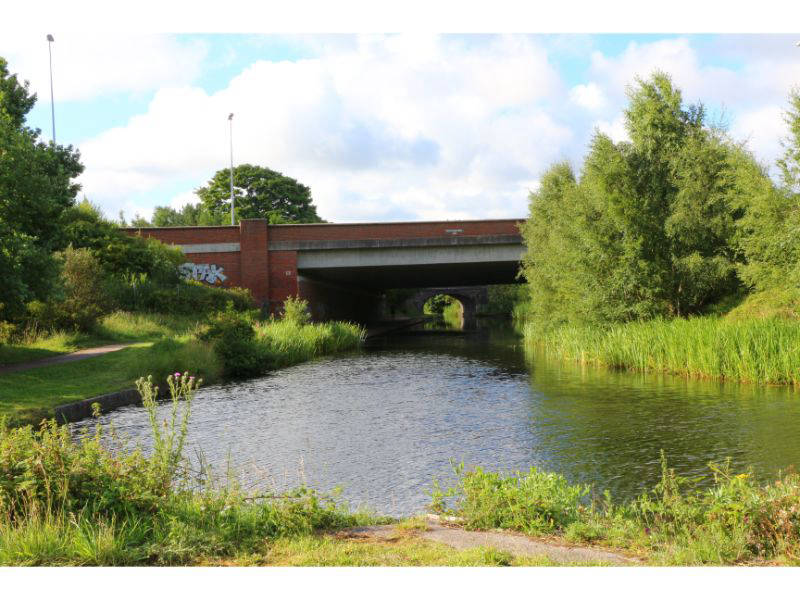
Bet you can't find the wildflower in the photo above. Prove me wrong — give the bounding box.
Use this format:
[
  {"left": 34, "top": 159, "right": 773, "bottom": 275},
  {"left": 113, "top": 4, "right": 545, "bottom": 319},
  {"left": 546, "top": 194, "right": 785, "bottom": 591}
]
[{"left": 174, "top": 372, "right": 181, "bottom": 378}]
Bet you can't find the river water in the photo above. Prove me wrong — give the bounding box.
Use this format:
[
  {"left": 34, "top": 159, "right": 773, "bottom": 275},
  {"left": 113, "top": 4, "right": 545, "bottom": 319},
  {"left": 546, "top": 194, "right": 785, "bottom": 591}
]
[{"left": 73, "top": 319, "right": 800, "bottom": 516}]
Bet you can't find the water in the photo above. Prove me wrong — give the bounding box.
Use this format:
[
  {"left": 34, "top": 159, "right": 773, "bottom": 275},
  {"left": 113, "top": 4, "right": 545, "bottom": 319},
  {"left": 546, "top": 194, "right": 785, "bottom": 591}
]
[{"left": 72, "top": 319, "right": 800, "bottom": 516}]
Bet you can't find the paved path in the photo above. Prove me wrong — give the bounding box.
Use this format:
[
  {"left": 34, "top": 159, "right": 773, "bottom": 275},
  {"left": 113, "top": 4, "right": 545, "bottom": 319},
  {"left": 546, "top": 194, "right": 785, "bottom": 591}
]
[
  {"left": 338, "top": 518, "right": 637, "bottom": 565},
  {"left": 0, "top": 344, "right": 133, "bottom": 375}
]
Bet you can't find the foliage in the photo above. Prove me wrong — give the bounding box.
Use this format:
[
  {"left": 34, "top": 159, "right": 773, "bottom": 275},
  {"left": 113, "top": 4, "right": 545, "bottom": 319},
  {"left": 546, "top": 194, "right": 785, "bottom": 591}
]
[
  {"left": 126, "top": 202, "right": 228, "bottom": 227},
  {"left": 198, "top": 308, "right": 263, "bottom": 379},
  {"left": 524, "top": 315, "right": 800, "bottom": 385},
  {"left": 521, "top": 72, "right": 756, "bottom": 328},
  {"left": 115, "top": 278, "right": 253, "bottom": 316},
  {"left": 282, "top": 296, "right": 311, "bottom": 326},
  {"left": 0, "top": 375, "right": 370, "bottom": 565},
  {"left": 431, "top": 463, "right": 590, "bottom": 535},
  {"left": 484, "top": 284, "right": 528, "bottom": 316},
  {"left": 431, "top": 456, "right": 800, "bottom": 565},
  {"left": 423, "top": 294, "right": 455, "bottom": 315},
  {"left": 62, "top": 199, "right": 185, "bottom": 284},
  {"left": 734, "top": 90, "right": 800, "bottom": 291},
  {"left": 196, "top": 164, "right": 324, "bottom": 224},
  {"left": 0, "top": 58, "right": 83, "bottom": 321}
]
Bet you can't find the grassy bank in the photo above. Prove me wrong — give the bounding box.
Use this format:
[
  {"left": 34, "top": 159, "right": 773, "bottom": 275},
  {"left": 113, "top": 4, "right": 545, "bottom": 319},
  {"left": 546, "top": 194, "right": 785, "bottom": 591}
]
[
  {"left": 431, "top": 458, "right": 800, "bottom": 565},
  {"left": 0, "top": 309, "right": 364, "bottom": 427},
  {"left": 0, "top": 311, "right": 201, "bottom": 367},
  {"left": 523, "top": 316, "right": 800, "bottom": 385}
]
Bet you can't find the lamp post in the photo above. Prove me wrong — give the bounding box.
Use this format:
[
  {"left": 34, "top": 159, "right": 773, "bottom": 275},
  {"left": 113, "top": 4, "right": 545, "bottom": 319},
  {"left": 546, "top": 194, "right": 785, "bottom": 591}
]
[
  {"left": 46, "top": 34, "right": 55, "bottom": 143},
  {"left": 228, "top": 112, "right": 235, "bottom": 225}
]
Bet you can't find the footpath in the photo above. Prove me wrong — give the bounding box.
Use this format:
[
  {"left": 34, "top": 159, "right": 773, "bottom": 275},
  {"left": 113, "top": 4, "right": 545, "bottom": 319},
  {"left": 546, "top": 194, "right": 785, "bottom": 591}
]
[{"left": 0, "top": 344, "right": 133, "bottom": 376}]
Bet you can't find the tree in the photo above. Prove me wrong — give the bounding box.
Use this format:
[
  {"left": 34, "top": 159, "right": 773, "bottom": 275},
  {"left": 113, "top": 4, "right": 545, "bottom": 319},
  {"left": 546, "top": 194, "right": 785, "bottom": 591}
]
[
  {"left": 196, "top": 164, "right": 324, "bottom": 224},
  {"left": 0, "top": 57, "right": 83, "bottom": 321},
  {"left": 734, "top": 89, "right": 800, "bottom": 291},
  {"left": 522, "top": 72, "right": 752, "bottom": 327}
]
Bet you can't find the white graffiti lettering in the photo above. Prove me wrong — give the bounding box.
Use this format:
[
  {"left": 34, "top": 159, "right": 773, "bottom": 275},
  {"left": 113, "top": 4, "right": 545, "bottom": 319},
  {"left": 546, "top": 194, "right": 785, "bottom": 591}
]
[{"left": 179, "top": 263, "right": 227, "bottom": 285}]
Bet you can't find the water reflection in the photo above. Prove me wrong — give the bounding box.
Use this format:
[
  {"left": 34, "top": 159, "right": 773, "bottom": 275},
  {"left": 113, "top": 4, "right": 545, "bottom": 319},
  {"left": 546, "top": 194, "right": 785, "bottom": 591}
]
[{"left": 72, "top": 318, "right": 800, "bottom": 516}]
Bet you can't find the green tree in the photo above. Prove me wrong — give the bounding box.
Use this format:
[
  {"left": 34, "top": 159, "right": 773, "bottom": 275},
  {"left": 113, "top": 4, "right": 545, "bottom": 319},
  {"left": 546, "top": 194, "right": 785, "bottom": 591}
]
[
  {"left": 734, "top": 89, "right": 800, "bottom": 291},
  {"left": 522, "top": 72, "right": 751, "bottom": 327},
  {"left": 196, "top": 164, "right": 324, "bottom": 224},
  {"left": 0, "top": 57, "right": 83, "bottom": 321}
]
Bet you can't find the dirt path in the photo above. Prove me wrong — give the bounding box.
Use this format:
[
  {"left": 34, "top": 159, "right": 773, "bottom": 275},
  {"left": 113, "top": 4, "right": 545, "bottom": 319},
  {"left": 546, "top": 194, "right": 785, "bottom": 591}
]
[
  {"left": 0, "top": 344, "right": 133, "bottom": 375},
  {"left": 339, "top": 518, "right": 637, "bottom": 565}
]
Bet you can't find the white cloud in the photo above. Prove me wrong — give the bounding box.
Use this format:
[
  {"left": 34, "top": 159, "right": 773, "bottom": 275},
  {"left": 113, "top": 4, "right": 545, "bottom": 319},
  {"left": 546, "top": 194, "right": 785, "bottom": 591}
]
[
  {"left": 730, "top": 105, "right": 788, "bottom": 169},
  {"left": 569, "top": 83, "right": 606, "bottom": 111},
  {"left": 75, "top": 34, "right": 571, "bottom": 221},
  {"left": 2, "top": 34, "right": 208, "bottom": 102},
  {"left": 593, "top": 115, "right": 629, "bottom": 145}
]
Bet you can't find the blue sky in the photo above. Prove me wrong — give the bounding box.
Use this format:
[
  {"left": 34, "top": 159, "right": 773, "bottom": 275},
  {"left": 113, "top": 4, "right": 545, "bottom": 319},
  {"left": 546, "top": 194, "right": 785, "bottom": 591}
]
[{"left": 4, "top": 33, "right": 800, "bottom": 222}]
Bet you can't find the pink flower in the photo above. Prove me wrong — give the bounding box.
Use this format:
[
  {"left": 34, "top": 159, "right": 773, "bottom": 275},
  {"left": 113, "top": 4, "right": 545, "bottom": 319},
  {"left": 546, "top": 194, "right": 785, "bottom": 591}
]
[{"left": 174, "top": 372, "right": 181, "bottom": 378}]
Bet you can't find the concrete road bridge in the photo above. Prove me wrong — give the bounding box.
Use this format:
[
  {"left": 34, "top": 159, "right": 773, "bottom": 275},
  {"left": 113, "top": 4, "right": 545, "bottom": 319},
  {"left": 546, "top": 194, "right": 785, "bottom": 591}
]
[{"left": 125, "top": 218, "right": 525, "bottom": 322}]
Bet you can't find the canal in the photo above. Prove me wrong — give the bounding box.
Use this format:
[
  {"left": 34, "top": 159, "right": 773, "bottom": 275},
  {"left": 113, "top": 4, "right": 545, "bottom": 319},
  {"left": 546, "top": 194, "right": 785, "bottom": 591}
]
[{"left": 73, "top": 319, "right": 800, "bottom": 516}]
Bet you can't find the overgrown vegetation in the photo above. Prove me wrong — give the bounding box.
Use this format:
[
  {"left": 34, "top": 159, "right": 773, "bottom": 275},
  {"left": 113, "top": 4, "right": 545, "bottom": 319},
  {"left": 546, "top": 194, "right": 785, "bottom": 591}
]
[
  {"left": 431, "top": 456, "right": 800, "bottom": 565},
  {"left": 518, "top": 73, "right": 800, "bottom": 383},
  {"left": 0, "top": 306, "right": 364, "bottom": 426},
  {"left": 524, "top": 316, "right": 800, "bottom": 385},
  {"left": 0, "top": 376, "right": 374, "bottom": 565}
]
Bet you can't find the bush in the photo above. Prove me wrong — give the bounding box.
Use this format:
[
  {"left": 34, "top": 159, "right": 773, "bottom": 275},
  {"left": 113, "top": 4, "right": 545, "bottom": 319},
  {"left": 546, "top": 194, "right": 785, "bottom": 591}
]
[
  {"left": 431, "top": 463, "right": 590, "bottom": 535},
  {"left": 282, "top": 296, "right": 311, "bottom": 325},
  {"left": 199, "top": 309, "right": 265, "bottom": 379},
  {"left": 25, "top": 247, "right": 115, "bottom": 332},
  {"left": 115, "top": 279, "right": 253, "bottom": 315}
]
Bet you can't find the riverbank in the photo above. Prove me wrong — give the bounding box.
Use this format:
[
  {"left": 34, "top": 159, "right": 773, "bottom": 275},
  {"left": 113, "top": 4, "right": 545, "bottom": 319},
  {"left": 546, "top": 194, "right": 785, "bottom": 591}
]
[
  {"left": 2, "top": 376, "right": 798, "bottom": 566},
  {"left": 0, "top": 309, "right": 364, "bottom": 427},
  {"left": 522, "top": 315, "right": 800, "bottom": 385}
]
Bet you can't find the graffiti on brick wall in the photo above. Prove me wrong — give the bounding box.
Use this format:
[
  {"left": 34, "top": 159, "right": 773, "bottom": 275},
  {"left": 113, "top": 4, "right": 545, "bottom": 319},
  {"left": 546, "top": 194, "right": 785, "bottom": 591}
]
[{"left": 179, "top": 263, "right": 228, "bottom": 285}]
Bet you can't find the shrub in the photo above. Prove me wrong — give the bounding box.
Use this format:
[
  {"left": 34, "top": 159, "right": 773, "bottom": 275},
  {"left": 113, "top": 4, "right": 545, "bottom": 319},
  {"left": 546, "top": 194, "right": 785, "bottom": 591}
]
[
  {"left": 199, "top": 309, "right": 265, "bottom": 379},
  {"left": 431, "top": 463, "right": 590, "bottom": 535},
  {"left": 282, "top": 296, "right": 311, "bottom": 325}
]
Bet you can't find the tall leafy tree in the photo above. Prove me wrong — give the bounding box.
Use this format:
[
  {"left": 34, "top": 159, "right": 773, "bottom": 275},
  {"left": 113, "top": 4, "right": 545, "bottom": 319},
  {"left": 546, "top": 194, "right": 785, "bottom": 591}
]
[
  {"left": 0, "top": 57, "right": 83, "bottom": 320},
  {"left": 734, "top": 89, "right": 800, "bottom": 291},
  {"left": 522, "top": 72, "right": 752, "bottom": 327},
  {"left": 196, "top": 164, "right": 324, "bottom": 224}
]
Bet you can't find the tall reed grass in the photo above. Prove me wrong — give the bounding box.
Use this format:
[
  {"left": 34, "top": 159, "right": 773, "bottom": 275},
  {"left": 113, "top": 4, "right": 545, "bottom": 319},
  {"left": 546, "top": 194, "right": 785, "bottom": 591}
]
[
  {"left": 253, "top": 320, "right": 365, "bottom": 369},
  {"left": 524, "top": 316, "right": 800, "bottom": 385}
]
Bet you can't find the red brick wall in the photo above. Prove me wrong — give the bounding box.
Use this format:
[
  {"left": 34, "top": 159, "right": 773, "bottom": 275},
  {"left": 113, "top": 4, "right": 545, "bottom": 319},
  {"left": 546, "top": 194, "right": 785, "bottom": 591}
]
[
  {"left": 268, "top": 251, "right": 298, "bottom": 309},
  {"left": 126, "top": 226, "right": 239, "bottom": 244},
  {"left": 268, "top": 219, "right": 522, "bottom": 242},
  {"left": 239, "top": 220, "right": 269, "bottom": 304}
]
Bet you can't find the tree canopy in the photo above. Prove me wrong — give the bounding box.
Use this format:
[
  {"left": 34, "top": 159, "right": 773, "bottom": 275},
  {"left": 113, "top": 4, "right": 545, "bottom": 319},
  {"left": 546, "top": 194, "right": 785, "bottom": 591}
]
[
  {"left": 0, "top": 57, "right": 83, "bottom": 320},
  {"left": 521, "top": 72, "right": 771, "bottom": 328},
  {"left": 196, "top": 164, "right": 324, "bottom": 224}
]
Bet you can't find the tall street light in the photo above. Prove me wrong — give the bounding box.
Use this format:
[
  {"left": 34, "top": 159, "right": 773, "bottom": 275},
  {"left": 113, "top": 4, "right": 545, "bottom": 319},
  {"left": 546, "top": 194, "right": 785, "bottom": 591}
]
[
  {"left": 228, "top": 112, "right": 235, "bottom": 225},
  {"left": 46, "top": 34, "right": 55, "bottom": 143}
]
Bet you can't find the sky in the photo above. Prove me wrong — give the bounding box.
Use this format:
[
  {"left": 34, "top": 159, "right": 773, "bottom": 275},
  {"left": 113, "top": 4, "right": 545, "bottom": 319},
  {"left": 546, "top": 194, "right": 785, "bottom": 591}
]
[{"left": 3, "top": 10, "right": 800, "bottom": 223}]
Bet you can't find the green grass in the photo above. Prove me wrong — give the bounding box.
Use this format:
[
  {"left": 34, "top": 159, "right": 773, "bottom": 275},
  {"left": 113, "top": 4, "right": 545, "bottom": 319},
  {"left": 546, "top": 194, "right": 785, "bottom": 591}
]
[
  {"left": 431, "top": 456, "right": 800, "bottom": 566},
  {"left": 0, "top": 311, "right": 200, "bottom": 368},
  {"left": 0, "top": 313, "right": 363, "bottom": 427},
  {"left": 254, "top": 319, "right": 365, "bottom": 369},
  {"left": 524, "top": 315, "right": 800, "bottom": 385}
]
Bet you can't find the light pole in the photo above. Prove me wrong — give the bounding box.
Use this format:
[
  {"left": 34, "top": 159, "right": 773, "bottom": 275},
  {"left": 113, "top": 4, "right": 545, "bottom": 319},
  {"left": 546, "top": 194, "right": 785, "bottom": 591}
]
[
  {"left": 228, "top": 112, "right": 235, "bottom": 225},
  {"left": 46, "top": 34, "right": 55, "bottom": 143}
]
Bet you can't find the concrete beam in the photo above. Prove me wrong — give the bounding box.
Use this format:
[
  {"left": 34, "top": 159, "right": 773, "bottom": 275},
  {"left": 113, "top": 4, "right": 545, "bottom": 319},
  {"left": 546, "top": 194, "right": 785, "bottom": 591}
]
[
  {"left": 176, "top": 242, "right": 241, "bottom": 254},
  {"left": 297, "top": 244, "right": 525, "bottom": 269}
]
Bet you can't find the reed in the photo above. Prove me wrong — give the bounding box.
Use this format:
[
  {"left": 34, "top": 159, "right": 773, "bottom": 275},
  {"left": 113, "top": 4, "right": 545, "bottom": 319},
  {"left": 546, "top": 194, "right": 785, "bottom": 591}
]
[{"left": 523, "top": 316, "right": 800, "bottom": 385}]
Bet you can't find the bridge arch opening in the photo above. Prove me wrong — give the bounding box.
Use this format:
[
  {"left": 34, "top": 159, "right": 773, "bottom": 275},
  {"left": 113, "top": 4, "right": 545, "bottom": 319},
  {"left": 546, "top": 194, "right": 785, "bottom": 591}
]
[{"left": 423, "top": 293, "right": 466, "bottom": 330}]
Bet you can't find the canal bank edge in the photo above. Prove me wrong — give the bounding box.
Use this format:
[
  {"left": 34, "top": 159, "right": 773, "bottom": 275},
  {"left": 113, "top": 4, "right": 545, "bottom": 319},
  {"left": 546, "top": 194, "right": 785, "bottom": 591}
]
[{"left": 54, "top": 387, "right": 155, "bottom": 424}]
